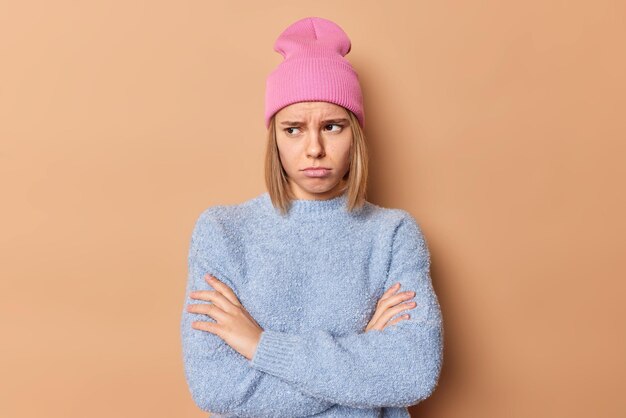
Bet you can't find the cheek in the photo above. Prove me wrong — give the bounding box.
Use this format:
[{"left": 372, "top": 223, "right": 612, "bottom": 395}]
[
  {"left": 330, "top": 142, "right": 352, "bottom": 163},
  {"left": 277, "top": 145, "right": 299, "bottom": 170}
]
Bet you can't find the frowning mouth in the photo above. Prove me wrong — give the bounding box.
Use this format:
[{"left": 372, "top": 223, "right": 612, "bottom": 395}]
[{"left": 302, "top": 168, "right": 331, "bottom": 178}]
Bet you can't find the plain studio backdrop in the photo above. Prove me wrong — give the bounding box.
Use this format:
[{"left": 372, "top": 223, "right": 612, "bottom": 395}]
[{"left": 1, "top": 1, "right": 624, "bottom": 417}]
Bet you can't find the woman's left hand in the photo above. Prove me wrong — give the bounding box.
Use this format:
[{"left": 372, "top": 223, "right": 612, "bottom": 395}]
[{"left": 187, "top": 273, "right": 264, "bottom": 361}]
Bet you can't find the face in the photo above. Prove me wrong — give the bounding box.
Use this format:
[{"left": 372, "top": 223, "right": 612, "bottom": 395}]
[{"left": 274, "top": 101, "right": 353, "bottom": 200}]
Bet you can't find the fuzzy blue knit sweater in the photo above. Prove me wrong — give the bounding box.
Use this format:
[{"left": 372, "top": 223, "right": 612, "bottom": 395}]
[{"left": 180, "top": 191, "right": 444, "bottom": 417}]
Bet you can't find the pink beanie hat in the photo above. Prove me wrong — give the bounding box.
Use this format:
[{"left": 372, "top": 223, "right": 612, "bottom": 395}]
[{"left": 264, "top": 16, "right": 365, "bottom": 130}]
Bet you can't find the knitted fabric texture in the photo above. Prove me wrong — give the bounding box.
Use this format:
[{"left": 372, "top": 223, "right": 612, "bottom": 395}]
[
  {"left": 264, "top": 16, "right": 365, "bottom": 130},
  {"left": 180, "top": 191, "right": 444, "bottom": 417}
]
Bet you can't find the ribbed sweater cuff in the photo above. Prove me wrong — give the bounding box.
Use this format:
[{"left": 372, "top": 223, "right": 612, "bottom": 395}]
[{"left": 249, "top": 329, "right": 299, "bottom": 379}]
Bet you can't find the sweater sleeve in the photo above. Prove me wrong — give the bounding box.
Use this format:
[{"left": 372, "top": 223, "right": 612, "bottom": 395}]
[
  {"left": 180, "top": 210, "right": 335, "bottom": 417},
  {"left": 248, "top": 212, "right": 444, "bottom": 409}
]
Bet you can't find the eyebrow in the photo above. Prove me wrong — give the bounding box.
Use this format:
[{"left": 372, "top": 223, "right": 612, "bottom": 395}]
[{"left": 279, "top": 118, "right": 349, "bottom": 126}]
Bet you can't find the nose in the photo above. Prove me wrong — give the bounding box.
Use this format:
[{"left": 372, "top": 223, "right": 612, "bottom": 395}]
[{"left": 306, "top": 130, "right": 325, "bottom": 158}]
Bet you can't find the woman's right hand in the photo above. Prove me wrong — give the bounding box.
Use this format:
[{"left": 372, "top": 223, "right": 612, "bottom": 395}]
[{"left": 365, "top": 283, "right": 417, "bottom": 332}]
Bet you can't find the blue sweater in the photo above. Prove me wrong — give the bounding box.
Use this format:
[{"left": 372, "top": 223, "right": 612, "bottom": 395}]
[{"left": 180, "top": 191, "right": 444, "bottom": 417}]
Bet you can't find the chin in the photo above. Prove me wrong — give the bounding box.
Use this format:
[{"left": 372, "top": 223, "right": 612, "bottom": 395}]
[{"left": 305, "top": 183, "right": 344, "bottom": 195}]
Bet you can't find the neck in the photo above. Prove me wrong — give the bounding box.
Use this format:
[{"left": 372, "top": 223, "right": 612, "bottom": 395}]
[{"left": 287, "top": 179, "right": 349, "bottom": 201}]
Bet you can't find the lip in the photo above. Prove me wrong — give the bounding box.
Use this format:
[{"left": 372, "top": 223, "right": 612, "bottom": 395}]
[{"left": 302, "top": 167, "right": 331, "bottom": 178}]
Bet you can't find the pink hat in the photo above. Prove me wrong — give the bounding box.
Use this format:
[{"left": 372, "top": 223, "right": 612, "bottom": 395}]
[{"left": 264, "top": 16, "right": 365, "bottom": 130}]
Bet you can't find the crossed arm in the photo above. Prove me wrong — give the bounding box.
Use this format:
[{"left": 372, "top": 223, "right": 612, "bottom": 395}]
[{"left": 180, "top": 210, "right": 443, "bottom": 416}]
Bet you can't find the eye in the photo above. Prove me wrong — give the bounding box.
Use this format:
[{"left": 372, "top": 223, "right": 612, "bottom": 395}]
[
  {"left": 324, "top": 124, "right": 343, "bottom": 132},
  {"left": 284, "top": 127, "right": 301, "bottom": 135}
]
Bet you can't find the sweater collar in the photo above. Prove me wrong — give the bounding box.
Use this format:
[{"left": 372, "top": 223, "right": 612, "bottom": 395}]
[{"left": 263, "top": 190, "right": 349, "bottom": 218}]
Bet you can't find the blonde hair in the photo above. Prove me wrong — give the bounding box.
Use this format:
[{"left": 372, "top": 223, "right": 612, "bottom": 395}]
[{"left": 264, "top": 108, "right": 369, "bottom": 215}]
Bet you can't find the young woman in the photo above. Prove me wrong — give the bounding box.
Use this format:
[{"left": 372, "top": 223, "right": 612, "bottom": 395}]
[{"left": 181, "top": 16, "right": 443, "bottom": 418}]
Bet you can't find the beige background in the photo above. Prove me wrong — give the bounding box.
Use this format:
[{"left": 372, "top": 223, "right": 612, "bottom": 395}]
[{"left": 1, "top": 1, "right": 624, "bottom": 417}]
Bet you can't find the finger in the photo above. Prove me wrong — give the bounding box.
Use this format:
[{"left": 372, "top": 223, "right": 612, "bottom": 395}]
[
  {"left": 377, "top": 301, "right": 417, "bottom": 326},
  {"left": 205, "top": 274, "right": 242, "bottom": 307},
  {"left": 374, "top": 300, "right": 416, "bottom": 329},
  {"left": 378, "top": 291, "right": 415, "bottom": 311},
  {"left": 189, "top": 289, "right": 235, "bottom": 312},
  {"left": 368, "top": 298, "right": 407, "bottom": 332},
  {"left": 192, "top": 320, "right": 222, "bottom": 336},
  {"left": 378, "top": 283, "right": 401, "bottom": 304},
  {"left": 187, "top": 302, "right": 227, "bottom": 322},
  {"left": 371, "top": 284, "right": 402, "bottom": 325},
  {"left": 384, "top": 314, "right": 410, "bottom": 329}
]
